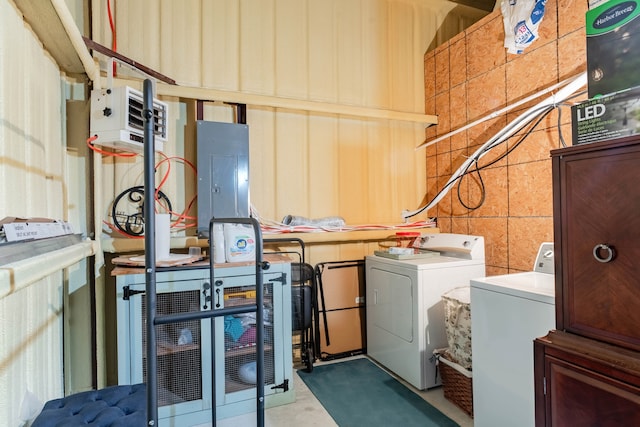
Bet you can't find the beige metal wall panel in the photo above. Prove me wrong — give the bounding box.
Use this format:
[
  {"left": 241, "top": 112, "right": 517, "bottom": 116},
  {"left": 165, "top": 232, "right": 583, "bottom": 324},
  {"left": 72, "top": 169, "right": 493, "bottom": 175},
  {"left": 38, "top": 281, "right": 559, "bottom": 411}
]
[
  {"left": 160, "top": 0, "right": 202, "bottom": 86},
  {"left": 119, "top": 1, "right": 162, "bottom": 73},
  {"left": 336, "top": 1, "right": 364, "bottom": 106},
  {"left": 88, "top": 1, "right": 476, "bottom": 240},
  {"left": 1, "top": 2, "right": 28, "bottom": 219},
  {"left": 308, "top": 115, "right": 339, "bottom": 216},
  {"left": 307, "top": 0, "right": 338, "bottom": 102},
  {"left": 0, "top": 0, "right": 64, "bottom": 221},
  {"left": 274, "top": 0, "right": 308, "bottom": 99},
  {"left": 388, "top": 2, "right": 419, "bottom": 111},
  {"left": 245, "top": 107, "right": 277, "bottom": 215},
  {"left": 0, "top": 3, "right": 96, "bottom": 424},
  {"left": 201, "top": 0, "right": 240, "bottom": 90},
  {"left": 0, "top": 273, "right": 64, "bottom": 426},
  {"left": 275, "top": 110, "right": 309, "bottom": 217},
  {"left": 361, "top": 0, "right": 391, "bottom": 109},
  {"left": 239, "top": 0, "right": 276, "bottom": 94},
  {"left": 337, "top": 118, "right": 369, "bottom": 224}
]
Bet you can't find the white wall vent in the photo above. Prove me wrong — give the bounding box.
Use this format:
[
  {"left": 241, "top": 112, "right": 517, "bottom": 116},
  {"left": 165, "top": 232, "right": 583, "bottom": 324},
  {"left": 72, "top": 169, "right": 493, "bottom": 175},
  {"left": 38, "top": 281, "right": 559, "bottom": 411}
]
[{"left": 90, "top": 86, "right": 169, "bottom": 152}]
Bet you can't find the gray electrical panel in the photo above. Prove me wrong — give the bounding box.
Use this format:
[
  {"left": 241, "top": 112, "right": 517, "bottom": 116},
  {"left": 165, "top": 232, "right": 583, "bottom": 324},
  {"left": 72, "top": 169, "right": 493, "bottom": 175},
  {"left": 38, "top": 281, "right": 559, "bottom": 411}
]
[{"left": 196, "top": 121, "right": 249, "bottom": 238}]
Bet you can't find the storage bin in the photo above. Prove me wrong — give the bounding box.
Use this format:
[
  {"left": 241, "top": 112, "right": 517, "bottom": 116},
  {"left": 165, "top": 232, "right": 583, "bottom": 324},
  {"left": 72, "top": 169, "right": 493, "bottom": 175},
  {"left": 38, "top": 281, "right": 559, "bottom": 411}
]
[
  {"left": 441, "top": 286, "right": 472, "bottom": 369},
  {"left": 437, "top": 350, "right": 473, "bottom": 418}
]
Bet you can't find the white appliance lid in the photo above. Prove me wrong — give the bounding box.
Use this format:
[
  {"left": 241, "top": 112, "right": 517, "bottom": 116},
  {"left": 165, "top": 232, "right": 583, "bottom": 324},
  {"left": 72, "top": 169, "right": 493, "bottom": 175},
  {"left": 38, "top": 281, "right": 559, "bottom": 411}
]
[{"left": 470, "top": 272, "right": 555, "bottom": 304}]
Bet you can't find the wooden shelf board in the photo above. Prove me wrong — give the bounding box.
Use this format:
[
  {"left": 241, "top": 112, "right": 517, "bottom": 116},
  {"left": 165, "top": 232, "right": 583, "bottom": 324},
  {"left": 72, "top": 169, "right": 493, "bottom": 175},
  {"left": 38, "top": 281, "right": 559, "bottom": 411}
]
[{"left": 103, "top": 227, "right": 439, "bottom": 254}]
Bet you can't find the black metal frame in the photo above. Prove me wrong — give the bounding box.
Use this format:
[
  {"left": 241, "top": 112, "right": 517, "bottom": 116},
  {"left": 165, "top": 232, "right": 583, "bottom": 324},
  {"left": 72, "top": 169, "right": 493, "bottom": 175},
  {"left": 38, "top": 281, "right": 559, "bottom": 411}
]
[
  {"left": 264, "top": 238, "right": 316, "bottom": 372},
  {"left": 143, "top": 80, "right": 266, "bottom": 427}
]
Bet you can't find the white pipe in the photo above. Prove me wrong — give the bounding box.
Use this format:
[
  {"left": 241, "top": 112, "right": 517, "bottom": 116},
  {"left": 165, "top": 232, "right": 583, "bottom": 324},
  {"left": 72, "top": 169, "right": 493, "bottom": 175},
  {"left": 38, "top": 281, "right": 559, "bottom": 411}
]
[
  {"left": 403, "top": 72, "right": 587, "bottom": 219},
  {"left": 415, "top": 73, "right": 586, "bottom": 151},
  {"left": 50, "top": 0, "right": 101, "bottom": 83}
]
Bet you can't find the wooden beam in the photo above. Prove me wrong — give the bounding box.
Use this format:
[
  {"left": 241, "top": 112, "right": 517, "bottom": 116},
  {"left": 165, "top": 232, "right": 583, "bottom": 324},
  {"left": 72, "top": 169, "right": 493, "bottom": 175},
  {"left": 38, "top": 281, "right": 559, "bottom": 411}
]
[{"left": 156, "top": 82, "right": 438, "bottom": 125}]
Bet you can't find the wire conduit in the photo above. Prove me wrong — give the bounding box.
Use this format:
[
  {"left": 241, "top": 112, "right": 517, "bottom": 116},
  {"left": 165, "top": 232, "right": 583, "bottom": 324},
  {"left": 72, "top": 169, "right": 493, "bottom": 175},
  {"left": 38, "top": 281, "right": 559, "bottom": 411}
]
[{"left": 403, "top": 72, "right": 588, "bottom": 220}]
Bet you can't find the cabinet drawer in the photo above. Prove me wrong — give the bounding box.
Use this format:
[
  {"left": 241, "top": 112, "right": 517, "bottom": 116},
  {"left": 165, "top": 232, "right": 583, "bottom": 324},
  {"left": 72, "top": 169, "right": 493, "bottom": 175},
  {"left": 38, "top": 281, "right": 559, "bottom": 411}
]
[{"left": 534, "top": 331, "right": 640, "bottom": 427}]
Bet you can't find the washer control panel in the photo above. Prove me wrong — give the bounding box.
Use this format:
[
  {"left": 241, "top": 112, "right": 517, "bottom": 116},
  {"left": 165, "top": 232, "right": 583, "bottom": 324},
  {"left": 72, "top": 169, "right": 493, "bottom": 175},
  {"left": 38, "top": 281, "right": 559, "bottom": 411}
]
[{"left": 534, "top": 242, "right": 554, "bottom": 275}]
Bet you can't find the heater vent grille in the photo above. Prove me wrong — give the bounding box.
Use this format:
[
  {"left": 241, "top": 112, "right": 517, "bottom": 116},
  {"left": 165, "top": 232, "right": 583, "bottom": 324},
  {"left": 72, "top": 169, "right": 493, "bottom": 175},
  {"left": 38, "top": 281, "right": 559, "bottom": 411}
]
[{"left": 90, "top": 86, "right": 168, "bottom": 152}]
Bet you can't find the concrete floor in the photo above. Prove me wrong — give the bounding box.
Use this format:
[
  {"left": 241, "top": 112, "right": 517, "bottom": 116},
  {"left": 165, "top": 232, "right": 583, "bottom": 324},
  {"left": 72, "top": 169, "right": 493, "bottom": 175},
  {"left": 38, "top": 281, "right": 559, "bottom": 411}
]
[{"left": 213, "top": 356, "right": 474, "bottom": 427}]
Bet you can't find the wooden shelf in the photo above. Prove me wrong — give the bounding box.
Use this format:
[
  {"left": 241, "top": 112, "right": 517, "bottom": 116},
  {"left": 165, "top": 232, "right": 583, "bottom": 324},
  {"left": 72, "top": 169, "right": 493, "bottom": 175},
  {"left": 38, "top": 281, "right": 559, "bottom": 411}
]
[
  {"left": 226, "top": 344, "right": 273, "bottom": 358},
  {"left": 156, "top": 342, "right": 200, "bottom": 357},
  {"left": 103, "top": 227, "right": 439, "bottom": 254},
  {"left": 264, "top": 227, "right": 439, "bottom": 244},
  {"left": 156, "top": 82, "right": 438, "bottom": 125},
  {"left": 224, "top": 297, "right": 258, "bottom": 308}
]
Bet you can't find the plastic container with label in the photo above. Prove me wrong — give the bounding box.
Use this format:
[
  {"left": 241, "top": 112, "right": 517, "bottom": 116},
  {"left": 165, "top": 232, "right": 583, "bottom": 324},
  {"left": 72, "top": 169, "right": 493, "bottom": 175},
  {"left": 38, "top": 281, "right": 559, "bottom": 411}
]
[{"left": 224, "top": 223, "right": 256, "bottom": 262}]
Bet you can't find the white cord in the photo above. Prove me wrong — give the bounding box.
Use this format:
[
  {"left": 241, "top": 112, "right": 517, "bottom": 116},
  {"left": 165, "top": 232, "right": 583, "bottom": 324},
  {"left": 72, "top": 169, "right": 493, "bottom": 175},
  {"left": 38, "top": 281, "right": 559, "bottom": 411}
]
[
  {"left": 403, "top": 72, "right": 588, "bottom": 220},
  {"left": 415, "top": 74, "right": 587, "bottom": 151}
]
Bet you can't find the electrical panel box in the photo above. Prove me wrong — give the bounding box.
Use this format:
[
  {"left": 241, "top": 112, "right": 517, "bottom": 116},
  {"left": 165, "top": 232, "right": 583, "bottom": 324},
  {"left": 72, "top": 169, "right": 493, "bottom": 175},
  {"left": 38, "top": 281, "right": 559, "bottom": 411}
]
[
  {"left": 90, "top": 86, "right": 169, "bottom": 152},
  {"left": 196, "top": 121, "right": 250, "bottom": 238}
]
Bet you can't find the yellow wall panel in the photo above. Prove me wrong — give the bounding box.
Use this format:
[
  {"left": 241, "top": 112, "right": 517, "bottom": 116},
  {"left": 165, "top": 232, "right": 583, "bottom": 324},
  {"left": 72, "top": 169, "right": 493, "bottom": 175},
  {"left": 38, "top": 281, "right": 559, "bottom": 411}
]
[
  {"left": 159, "top": 0, "right": 202, "bottom": 86},
  {"left": 337, "top": 118, "right": 368, "bottom": 224},
  {"left": 335, "top": 0, "right": 364, "bottom": 106},
  {"left": 88, "top": 0, "right": 482, "bottom": 242},
  {"left": 0, "top": 0, "right": 64, "bottom": 220},
  {"left": 274, "top": 0, "right": 308, "bottom": 99},
  {"left": 308, "top": 115, "right": 340, "bottom": 218},
  {"left": 307, "top": 0, "right": 338, "bottom": 102},
  {"left": 202, "top": 0, "right": 240, "bottom": 90},
  {"left": 246, "top": 107, "right": 277, "bottom": 217},
  {"left": 0, "top": 2, "right": 71, "bottom": 422},
  {"left": 275, "top": 110, "right": 309, "bottom": 217},
  {"left": 239, "top": 0, "right": 276, "bottom": 94}
]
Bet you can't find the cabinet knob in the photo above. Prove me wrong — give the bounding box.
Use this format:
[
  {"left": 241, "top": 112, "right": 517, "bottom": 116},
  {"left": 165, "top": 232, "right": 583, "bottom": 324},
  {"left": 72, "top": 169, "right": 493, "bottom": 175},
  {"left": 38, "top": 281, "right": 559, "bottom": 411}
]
[{"left": 593, "top": 244, "right": 615, "bottom": 263}]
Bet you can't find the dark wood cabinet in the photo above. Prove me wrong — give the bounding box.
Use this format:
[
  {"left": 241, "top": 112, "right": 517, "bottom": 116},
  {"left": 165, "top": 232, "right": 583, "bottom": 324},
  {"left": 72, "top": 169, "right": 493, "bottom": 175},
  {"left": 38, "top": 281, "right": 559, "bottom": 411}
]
[
  {"left": 552, "top": 137, "right": 640, "bottom": 352},
  {"left": 534, "top": 137, "right": 640, "bottom": 426},
  {"left": 534, "top": 331, "right": 640, "bottom": 427}
]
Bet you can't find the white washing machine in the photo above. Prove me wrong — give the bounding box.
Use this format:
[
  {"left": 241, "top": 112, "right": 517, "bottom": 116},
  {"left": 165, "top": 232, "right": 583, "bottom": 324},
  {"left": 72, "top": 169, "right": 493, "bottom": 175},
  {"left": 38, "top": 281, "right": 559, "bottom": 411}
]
[
  {"left": 365, "top": 233, "right": 486, "bottom": 390},
  {"left": 470, "top": 242, "right": 555, "bottom": 427}
]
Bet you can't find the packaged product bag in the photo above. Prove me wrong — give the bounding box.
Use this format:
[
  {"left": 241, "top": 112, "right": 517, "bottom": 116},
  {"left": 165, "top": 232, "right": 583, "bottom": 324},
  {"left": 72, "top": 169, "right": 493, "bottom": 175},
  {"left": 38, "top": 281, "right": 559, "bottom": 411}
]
[{"left": 502, "top": 0, "right": 547, "bottom": 54}]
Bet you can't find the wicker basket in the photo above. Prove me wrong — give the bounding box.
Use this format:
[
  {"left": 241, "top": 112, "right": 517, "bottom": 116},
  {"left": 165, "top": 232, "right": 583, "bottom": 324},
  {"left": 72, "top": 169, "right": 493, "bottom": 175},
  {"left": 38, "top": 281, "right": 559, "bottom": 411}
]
[{"left": 438, "top": 351, "right": 473, "bottom": 418}]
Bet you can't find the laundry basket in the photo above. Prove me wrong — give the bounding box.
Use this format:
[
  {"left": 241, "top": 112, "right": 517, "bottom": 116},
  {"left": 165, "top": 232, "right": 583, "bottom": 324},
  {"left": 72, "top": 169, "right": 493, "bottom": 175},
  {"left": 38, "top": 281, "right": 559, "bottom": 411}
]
[
  {"left": 441, "top": 286, "right": 472, "bottom": 370},
  {"left": 436, "top": 350, "right": 473, "bottom": 417}
]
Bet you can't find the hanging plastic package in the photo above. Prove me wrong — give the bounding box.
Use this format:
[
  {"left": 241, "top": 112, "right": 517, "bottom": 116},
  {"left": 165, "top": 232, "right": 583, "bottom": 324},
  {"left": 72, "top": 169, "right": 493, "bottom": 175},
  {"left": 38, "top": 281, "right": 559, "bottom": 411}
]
[{"left": 501, "top": 0, "right": 547, "bottom": 54}]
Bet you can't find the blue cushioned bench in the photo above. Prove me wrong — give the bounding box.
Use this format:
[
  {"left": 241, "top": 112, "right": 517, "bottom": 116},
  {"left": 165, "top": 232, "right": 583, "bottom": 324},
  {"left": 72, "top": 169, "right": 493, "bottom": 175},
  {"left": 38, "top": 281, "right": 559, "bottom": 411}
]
[{"left": 32, "top": 383, "right": 146, "bottom": 427}]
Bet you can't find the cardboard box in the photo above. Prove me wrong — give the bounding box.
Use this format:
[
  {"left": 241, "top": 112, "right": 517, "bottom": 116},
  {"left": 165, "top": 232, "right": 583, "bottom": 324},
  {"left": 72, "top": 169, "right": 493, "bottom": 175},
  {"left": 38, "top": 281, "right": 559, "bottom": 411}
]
[
  {"left": 571, "top": 86, "right": 640, "bottom": 145},
  {"left": 587, "top": 0, "right": 640, "bottom": 97},
  {"left": 590, "top": 0, "right": 611, "bottom": 9}
]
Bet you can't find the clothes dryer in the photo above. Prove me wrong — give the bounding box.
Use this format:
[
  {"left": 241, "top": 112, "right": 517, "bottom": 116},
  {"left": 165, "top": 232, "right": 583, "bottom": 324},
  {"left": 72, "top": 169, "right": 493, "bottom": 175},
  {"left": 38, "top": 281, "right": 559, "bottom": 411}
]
[{"left": 365, "top": 233, "right": 486, "bottom": 390}]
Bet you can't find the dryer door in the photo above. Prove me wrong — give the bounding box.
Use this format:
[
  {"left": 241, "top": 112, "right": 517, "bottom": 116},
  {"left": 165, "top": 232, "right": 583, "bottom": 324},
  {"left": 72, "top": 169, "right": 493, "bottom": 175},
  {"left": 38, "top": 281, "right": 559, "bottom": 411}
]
[{"left": 367, "top": 265, "right": 414, "bottom": 344}]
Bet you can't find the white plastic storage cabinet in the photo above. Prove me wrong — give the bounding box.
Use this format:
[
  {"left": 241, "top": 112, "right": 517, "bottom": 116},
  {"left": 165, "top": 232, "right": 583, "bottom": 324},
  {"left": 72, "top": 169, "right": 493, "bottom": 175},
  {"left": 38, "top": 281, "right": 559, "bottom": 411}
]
[{"left": 114, "top": 260, "right": 294, "bottom": 425}]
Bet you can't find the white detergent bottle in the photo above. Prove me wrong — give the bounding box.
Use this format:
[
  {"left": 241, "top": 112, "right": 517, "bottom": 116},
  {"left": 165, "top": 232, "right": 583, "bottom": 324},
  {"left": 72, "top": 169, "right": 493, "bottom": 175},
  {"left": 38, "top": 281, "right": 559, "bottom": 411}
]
[
  {"left": 224, "top": 223, "right": 256, "bottom": 262},
  {"left": 213, "top": 223, "right": 226, "bottom": 264}
]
